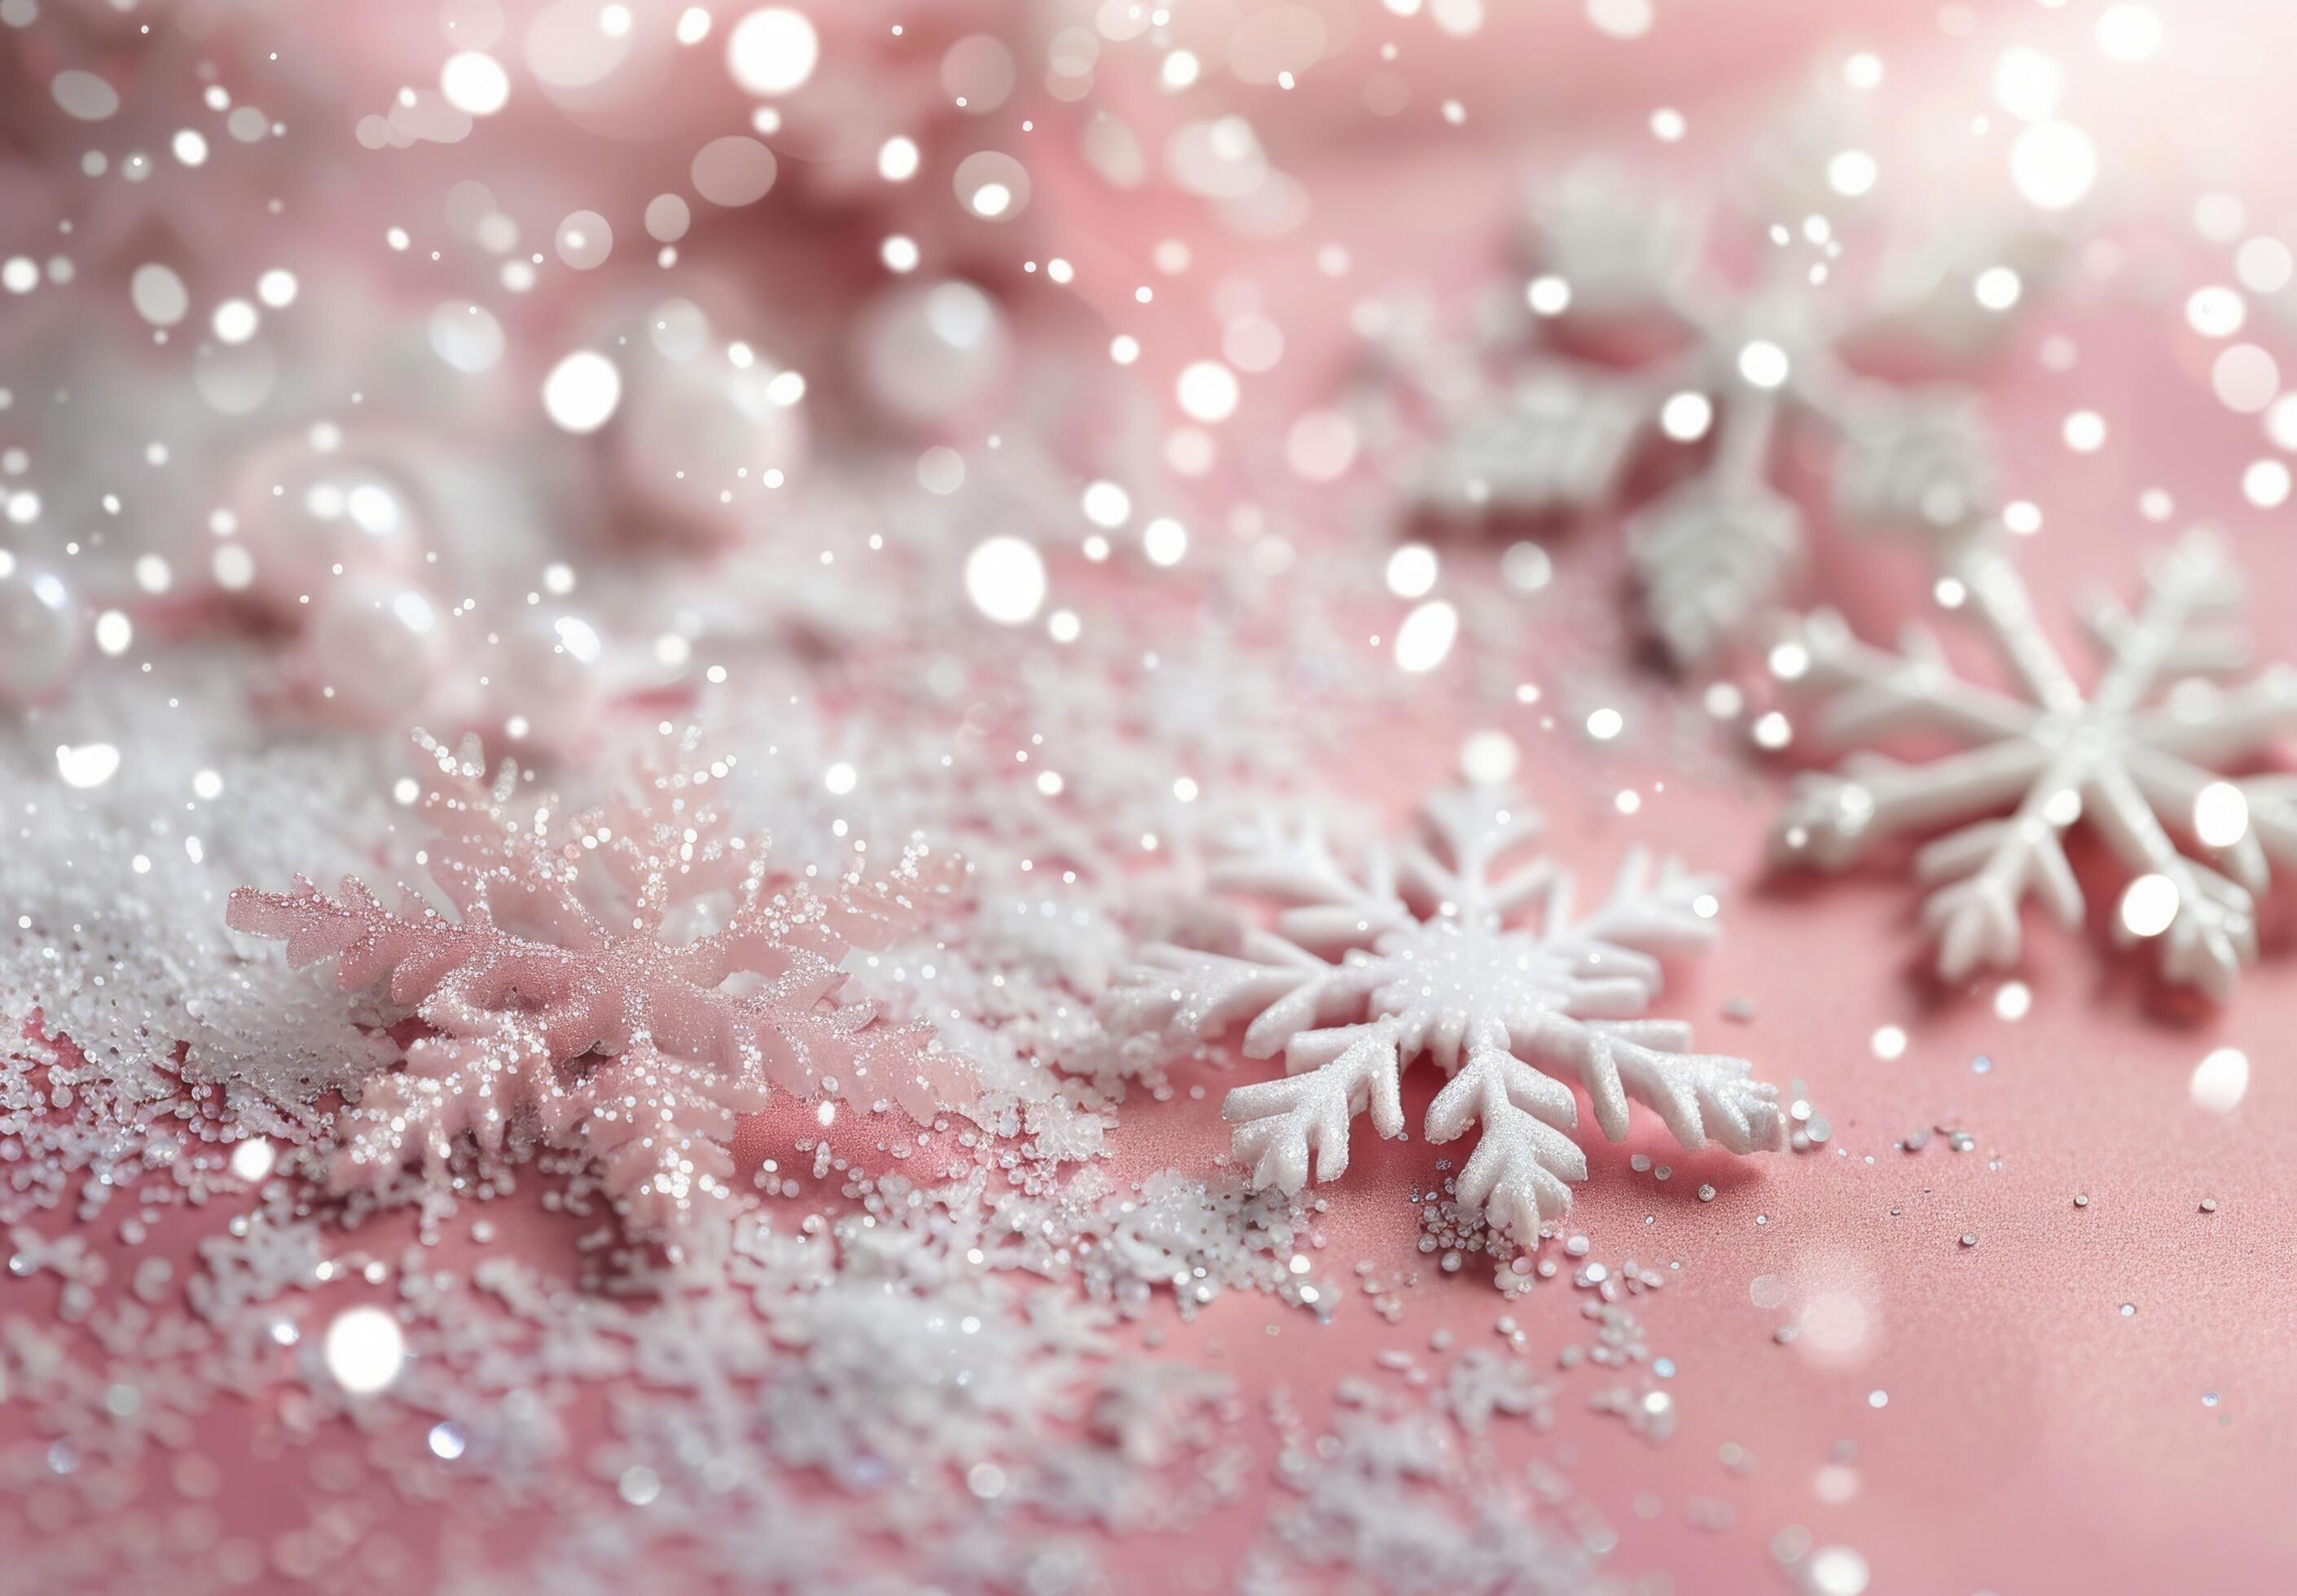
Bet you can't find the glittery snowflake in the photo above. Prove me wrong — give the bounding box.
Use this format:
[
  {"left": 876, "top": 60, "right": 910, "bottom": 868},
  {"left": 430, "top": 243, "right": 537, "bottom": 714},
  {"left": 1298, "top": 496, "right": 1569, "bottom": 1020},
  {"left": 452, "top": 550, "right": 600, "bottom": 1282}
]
[
  {"left": 1102, "top": 789, "right": 1785, "bottom": 1236},
  {"left": 1370, "top": 160, "right": 2041, "bottom": 666},
  {"left": 226, "top": 733, "right": 971, "bottom": 1226},
  {"left": 1768, "top": 535, "right": 2297, "bottom": 998}
]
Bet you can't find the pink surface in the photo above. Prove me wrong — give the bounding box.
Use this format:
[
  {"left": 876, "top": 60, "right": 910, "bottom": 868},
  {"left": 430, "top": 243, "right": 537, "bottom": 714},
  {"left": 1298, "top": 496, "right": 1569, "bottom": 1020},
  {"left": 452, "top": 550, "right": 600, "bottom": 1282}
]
[{"left": 10, "top": 2, "right": 2297, "bottom": 1593}]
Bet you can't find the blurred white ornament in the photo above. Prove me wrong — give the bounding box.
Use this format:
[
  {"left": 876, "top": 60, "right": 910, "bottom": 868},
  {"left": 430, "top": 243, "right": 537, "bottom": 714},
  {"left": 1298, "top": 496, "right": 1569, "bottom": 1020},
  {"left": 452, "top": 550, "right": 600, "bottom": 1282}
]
[
  {"left": 229, "top": 450, "right": 431, "bottom": 610},
  {"left": 1377, "top": 153, "right": 2047, "bottom": 666},
  {"left": 0, "top": 562, "right": 81, "bottom": 704},
  {"left": 617, "top": 352, "right": 808, "bottom": 542},
  {"left": 291, "top": 577, "right": 455, "bottom": 724},
  {"left": 854, "top": 280, "right": 1012, "bottom": 423},
  {"left": 477, "top": 608, "right": 611, "bottom": 750},
  {"left": 428, "top": 301, "right": 506, "bottom": 373}
]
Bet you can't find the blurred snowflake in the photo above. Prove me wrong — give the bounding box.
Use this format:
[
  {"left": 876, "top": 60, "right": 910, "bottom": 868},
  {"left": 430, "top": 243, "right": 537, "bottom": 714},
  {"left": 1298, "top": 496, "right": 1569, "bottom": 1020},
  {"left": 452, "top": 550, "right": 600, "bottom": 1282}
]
[
  {"left": 1768, "top": 534, "right": 2297, "bottom": 998},
  {"left": 1362, "top": 156, "right": 2051, "bottom": 666}
]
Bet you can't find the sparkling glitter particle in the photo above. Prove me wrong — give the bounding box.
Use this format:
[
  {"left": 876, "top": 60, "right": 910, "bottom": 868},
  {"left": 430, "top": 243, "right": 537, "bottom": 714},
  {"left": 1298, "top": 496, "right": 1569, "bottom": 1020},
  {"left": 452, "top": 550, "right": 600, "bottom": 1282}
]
[
  {"left": 727, "top": 8, "right": 819, "bottom": 95},
  {"left": 542, "top": 350, "right": 621, "bottom": 433},
  {"left": 964, "top": 536, "right": 1047, "bottom": 625},
  {"left": 321, "top": 1307, "right": 406, "bottom": 1396}
]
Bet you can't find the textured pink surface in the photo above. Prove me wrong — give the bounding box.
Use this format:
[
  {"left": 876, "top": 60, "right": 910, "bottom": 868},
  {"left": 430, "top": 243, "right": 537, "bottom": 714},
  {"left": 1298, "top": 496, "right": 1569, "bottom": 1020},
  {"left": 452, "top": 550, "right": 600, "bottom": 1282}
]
[{"left": 11, "top": 2, "right": 2297, "bottom": 1592}]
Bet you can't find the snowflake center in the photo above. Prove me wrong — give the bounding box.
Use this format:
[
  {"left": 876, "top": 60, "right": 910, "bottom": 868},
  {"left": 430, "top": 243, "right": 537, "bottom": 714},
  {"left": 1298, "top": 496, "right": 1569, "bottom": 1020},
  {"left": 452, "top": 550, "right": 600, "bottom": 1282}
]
[
  {"left": 1367, "top": 918, "right": 1566, "bottom": 1038},
  {"left": 2034, "top": 707, "right": 2125, "bottom": 761}
]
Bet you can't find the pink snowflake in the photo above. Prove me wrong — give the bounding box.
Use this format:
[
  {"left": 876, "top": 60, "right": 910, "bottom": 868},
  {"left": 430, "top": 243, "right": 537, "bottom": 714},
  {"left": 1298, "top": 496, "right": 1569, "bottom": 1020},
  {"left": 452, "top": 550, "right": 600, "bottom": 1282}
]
[{"left": 226, "top": 734, "right": 971, "bottom": 1227}]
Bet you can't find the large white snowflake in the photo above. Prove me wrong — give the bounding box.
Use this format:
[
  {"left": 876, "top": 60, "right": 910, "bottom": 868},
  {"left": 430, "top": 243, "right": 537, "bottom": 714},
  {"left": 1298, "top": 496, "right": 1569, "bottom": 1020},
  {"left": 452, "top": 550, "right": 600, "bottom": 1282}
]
[
  {"left": 1102, "top": 789, "right": 1784, "bottom": 1236},
  {"left": 1768, "top": 534, "right": 2297, "bottom": 998},
  {"left": 1368, "top": 161, "right": 2041, "bottom": 667}
]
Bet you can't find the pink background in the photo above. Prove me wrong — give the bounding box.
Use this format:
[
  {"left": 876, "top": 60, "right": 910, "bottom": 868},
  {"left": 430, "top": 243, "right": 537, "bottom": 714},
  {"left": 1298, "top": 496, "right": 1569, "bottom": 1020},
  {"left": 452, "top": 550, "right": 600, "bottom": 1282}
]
[{"left": 11, "top": 1, "right": 2297, "bottom": 1590}]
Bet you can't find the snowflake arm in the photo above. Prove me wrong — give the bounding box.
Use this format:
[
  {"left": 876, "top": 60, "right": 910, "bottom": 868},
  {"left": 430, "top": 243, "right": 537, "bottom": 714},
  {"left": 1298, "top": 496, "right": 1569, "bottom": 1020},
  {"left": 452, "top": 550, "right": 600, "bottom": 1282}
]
[
  {"left": 1629, "top": 478, "right": 1803, "bottom": 669},
  {"left": 1778, "top": 608, "right": 2045, "bottom": 746},
  {"left": 1097, "top": 933, "right": 1377, "bottom": 1059},
  {"left": 1224, "top": 1018, "right": 1410, "bottom": 1190},
  {"left": 1409, "top": 366, "right": 1653, "bottom": 520},
  {"left": 1425, "top": 1021, "right": 1585, "bottom": 1236},
  {"left": 1400, "top": 788, "right": 1550, "bottom": 920},
  {"left": 1208, "top": 817, "right": 1415, "bottom": 952},
  {"left": 1829, "top": 386, "right": 1996, "bottom": 537},
  {"left": 328, "top": 1012, "right": 556, "bottom": 1184},
  {"left": 1563, "top": 850, "right": 1724, "bottom": 962},
  {"left": 1621, "top": 379, "right": 1812, "bottom": 668},
  {"left": 2226, "top": 775, "right": 2297, "bottom": 887},
  {"left": 1912, "top": 809, "right": 2085, "bottom": 981},
  {"left": 2124, "top": 669, "right": 2297, "bottom": 763},
  {"left": 2082, "top": 761, "right": 2256, "bottom": 1000},
  {"left": 1579, "top": 1021, "right": 1784, "bottom": 1153}
]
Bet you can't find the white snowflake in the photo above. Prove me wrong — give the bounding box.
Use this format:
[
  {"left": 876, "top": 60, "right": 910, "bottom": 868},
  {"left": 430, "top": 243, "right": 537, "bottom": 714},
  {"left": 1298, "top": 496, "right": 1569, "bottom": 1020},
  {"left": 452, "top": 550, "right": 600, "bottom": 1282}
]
[
  {"left": 1768, "top": 534, "right": 2297, "bottom": 998},
  {"left": 1368, "top": 161, "right": 2036, "bottom": 666},
  {"left": 1103, "top": 789, "right": 1785, "bottom": 1237}
]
